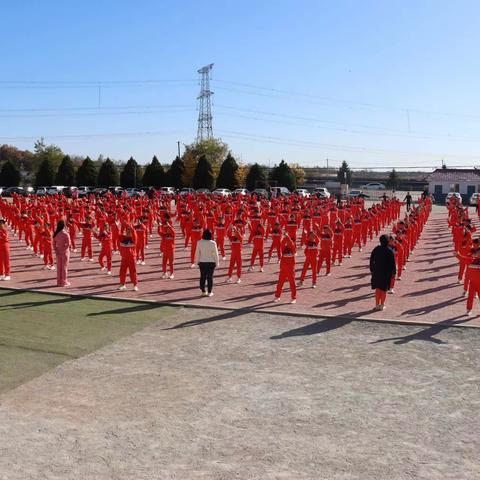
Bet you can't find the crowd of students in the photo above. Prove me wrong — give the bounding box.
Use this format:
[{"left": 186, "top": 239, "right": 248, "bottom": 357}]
[
  {"left": 450, "top": 196, "right": 480, "bottom": 315},
  {"left": 0, "top": 189, "right": 423, "bottom": 305}
]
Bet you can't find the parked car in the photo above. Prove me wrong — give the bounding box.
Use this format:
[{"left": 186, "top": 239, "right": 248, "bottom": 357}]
[
  {"left": 270, "top": 186, "right": 290, "bottom": 197},
  {"left": 62, "top": 186, "right": 78, "bottom": 198},
  {"left": 233, "top": 188, "right": 249, "bottom": 196},
  {"left": 446, "top": 192, "right": 462, "bottom": 203},
  {"left": 124, "top": 188, "right": 145, "bottom": 197},
  {"left": 253, "top": 188, "right": 269, "bottom": 198},
  {"left": 212, "top": 188, "right": 232, "bottom": 197},
  {"left": 469, "top": 192, "right": 479, "bottom": 205},
  {"left": 360, "top": 182, "right": 386, "bottom": 190},
  {"left": 0, "top": 187, "right": 5, "bottom": 197},
  {"left": 313, "top": 187, "right": 331, "bottom": 199},
  {"left": 92, "top": 187, "right": 108, "bottom": 196},
  {"left": 180, "top": 187, "right": 195, "bottom": 196},
  {"left": 347, "top": 189, "right": 369, "bottom": 199},
  {"left": 36, "top": 186, "right": 48, "bottom": 196},
  {"left": 77, "top": 186, "right": 92, "bottom": 198},
  {"left": 46, "top": 186, "right": 65, "bottom": 195},
  {"left": 2, "top": 186, "right": 26, "bottom": 197},
  {"left": 160, "top": 186, "right": 176, "bottom": 195},
  {"left": 196, "top": 188, "right": 211, "bottom": 195},
  {"left": 107, "top": 186, "right": 124, "bottom": 196},
  {"left": 293, "top": 188, "right": 310, "bottom": 198}
]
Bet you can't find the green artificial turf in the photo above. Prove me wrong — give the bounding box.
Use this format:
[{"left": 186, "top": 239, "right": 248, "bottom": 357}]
[{"left": 0, "top": 288, "right": 176, "bottom": 394}]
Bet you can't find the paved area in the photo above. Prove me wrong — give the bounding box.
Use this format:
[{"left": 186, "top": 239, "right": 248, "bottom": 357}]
[
  {"left": 0, "top": 307, "right": 478, "bottom": 479},
  {"left": 4, "top": 206, "right": 477, "bottom": 327}
]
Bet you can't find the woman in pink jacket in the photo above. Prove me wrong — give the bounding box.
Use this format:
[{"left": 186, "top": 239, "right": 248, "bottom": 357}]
[{"left": 53, "top": 220, "right": 71, "bottom": 287}]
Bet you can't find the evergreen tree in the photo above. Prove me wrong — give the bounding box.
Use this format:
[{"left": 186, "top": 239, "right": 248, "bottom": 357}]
[
  {"left": 216, "top": 152, "right": 239, "bottom": 190},
  {"left": 120, "top": 157, "right": 140, "bottom": 188},
  {"left": 35, "top": 158, "right": 55, "bottom": 187},
  {"left": 337, "top": 161, "right": 352, "bottom": 186},
  {"left": 246, "top": 163, "right": 267, "bottom": 191},
  {"left": 142, "top": 155, "right": 165, "bottom": 188},
  {"left": 76, "top": 156, "right": 97, "bottom": 186},
  {"left": 0, "top": 160, "right": 21, "bottom": 187},
  {"left": 192, "top": 155, "right": 215, "bottom": 190},
  {"left": 55, "top": 155, "right": 76, "bottom": 186},
  {"left": 166, "top": 156, "right": 185, "bottom": 189},
  {"left": 386, "top": 168, "right": 400, "bottom": 189},
  {"left": 97, "top": 158, "right": 120, "bottom": 186},
  {"left": 269, "top": 159, "right": 296, "bottom": 191}
]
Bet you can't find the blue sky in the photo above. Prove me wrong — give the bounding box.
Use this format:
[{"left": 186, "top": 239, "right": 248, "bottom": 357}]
[{"left": 1, "top": 0, "right": 479, "bottom": 170}]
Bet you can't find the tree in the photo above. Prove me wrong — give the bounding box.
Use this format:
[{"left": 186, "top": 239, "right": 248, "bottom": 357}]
[
  {"left": 235, "top": 164, "right": 248, "bottom": 188},
  {"left": 76, "top": 156, "right": 97, "bottom": 186},
  {"left": 0, "top": 144, "right": 35, "bottom": 183},
  {"left": 120, "top": 157, "right": 141, "bottom": 188},
  {"left": 337, "top": 160, "right": 352, "bottom": 186},
  {"left": 181, "top": 138, "right": 229, "bottom": 186},
  {"left": 166, "top": 156, "right": 185, "bottom": 189},
  {"left": 55, "top": 155, "right": 76, "bottom": 186},
  {"left": 33, "top": 138, "right": 64, "bottom": 173},
  {"left": 386, "top": 169, "right": 400, "bottom": 189},
  {"left": 290, "top": 163, "right": 306, "bottom": 187},
  {"left": 35, "top": 159, "right": 55, "bottom": 187},
  {"left": 97, "top": 158, "right": 120, "bottom": 186},
  {"left": 0, "top": 161, "right": 21, "bottom": 187},
  {"left": 246, "top": 163, "right": 267, "bottom": 191},
  {"left": 192, "top": 155, "right": 215, "bottom": 190},
  {"left": 269, "top": 159, "right": 296, "bottom": 191},
  {"left": 142, "top": 155, "right": 165, "bottom": 188},
  {"left": 216, "top": 152, "right": 239, "bottom": 190}
]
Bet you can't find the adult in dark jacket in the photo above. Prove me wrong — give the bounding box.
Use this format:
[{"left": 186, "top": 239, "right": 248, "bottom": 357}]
[{"left": 370, "top": 234, "right": 396, "bottom": 310}]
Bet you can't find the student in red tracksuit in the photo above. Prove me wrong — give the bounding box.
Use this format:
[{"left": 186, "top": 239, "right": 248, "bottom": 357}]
[
  {"left": 227, "top": 226, "right": 243, "bottom": 283},
  {"left": 299, "top": 230, "right": 319, "bottom": 288},
  {"left": 249, "top": 223, "right": 265, "bottom": 272},
  {"left": 268, "top": 221, "right": 282, "bottom": 262},
  {"left": 33, "top": 219, "right": 44, "bottom": 257},
  {"left": 332, "top": 219, "right": 344, "bottom": 266},
  {"left": 352, "top": 216, "right": 363, "bottom": 252},
  {"left": 0, "top": 219, "right": 11, "bottom": 280},
  {"left": 77, "top": 217, "right": 94, "bottom": 261},
  {"left": 66, "top": 217, "right": 77, "bottom": 252},
  {"left": 94, "top": 225, "right": 113, "bottom": 274},
  {"left": 463, "top": 249, "right": 480, "bottom": 315},
  {"left": 215, "top": 215, "right": 227, "bottom": 260},
  {"left": 118, "top": 227, "right": 138, "bottom": 291},
  {"left": 343, "top": 218, "right": 353, "bottom": 258},
  {"left": 317, "top": 225, "right": 333, "bottom": 276},
  {"left": 190, "top": 219, "right": 203, "bottom": 268},
  {"left": 134, "top": 218, "right": 147, "bottom": 265},
  {"left": 41, "top": 224, "right": 55, "bottom": 270},
  {"left": 161, "top": 219, "right": 176, "bottom": 279},
  {"left": 274, "top": 233, "right": 297, "bottom": 303}
]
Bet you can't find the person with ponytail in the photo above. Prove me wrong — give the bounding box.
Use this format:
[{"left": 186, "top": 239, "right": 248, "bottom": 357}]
[{"left": 53, "top": 220, "right": 71, "bottom": 287}]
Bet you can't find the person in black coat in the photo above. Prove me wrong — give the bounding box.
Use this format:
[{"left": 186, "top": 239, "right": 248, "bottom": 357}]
[{"left": 370, "top": 234, "right": 396, "bottom": 310}]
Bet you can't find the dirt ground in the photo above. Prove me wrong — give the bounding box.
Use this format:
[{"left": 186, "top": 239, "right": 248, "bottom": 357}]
[{"left": 0, "top": 306, "right": 478, "bottom": 480}]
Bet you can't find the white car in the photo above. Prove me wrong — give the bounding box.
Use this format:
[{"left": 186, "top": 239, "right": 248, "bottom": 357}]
[
  {"left": 294, "top": 188, "right": 310, "bottom": 198},
  {"left": 360, "top": 182, "right": 386, "bottom": 190},
  {"left": 212, "top": 188, "right": 232, "bottom": 197},
  {"left": 469, "top": 192, "right": 479, "bottom": 205},
  {"left": 313, "top": 187, "right": 331, "bottom": 199},
  {"left": 234, "top": 188, "right": 249, "bottom": 196},
  {"left": 160, "top": 187, "right": 175, "bottom": 195},
  {"left": 446, "top": 192, "right": 462, "bottom": 203}
]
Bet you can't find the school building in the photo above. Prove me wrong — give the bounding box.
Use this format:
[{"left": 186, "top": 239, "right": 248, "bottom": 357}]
[{"left": 426, "top": 168, "right": 480, "bottom": 204}]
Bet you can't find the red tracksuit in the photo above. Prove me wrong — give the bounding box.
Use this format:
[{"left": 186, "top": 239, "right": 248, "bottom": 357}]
[
  {"left": 0, "top": 227, "right": 10, "bottom": 277},
  {"left": 94, "top": 230, "right": 113, "bottom": 271},
  {"left": 228, "top": 231, "right": 243, "bottom": 279},
  {"left": 119, "top": 233, "right": 137, "bottom": 286},
  {"left": 275, "top": 236, "right": 297, "bottom": 300},
  {"left": 161, "top": 224, "right": 176, "bottom": 276},
  {"left": 300, "top": 234, "right": 319, "bottom": 286},
  {"left": 317, "top": 229, "right": 333, "bottom": 275},
  {"left": 250, "top": 225, "right": 265, "bottom": 269}
]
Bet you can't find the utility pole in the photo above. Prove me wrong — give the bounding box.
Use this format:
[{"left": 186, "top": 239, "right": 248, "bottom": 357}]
[
  {"left": 196, "top": 63, "right": 214, "bottom": 142},
  {"left": 177, "top": 141, "right": 181, "bottom": 158}
]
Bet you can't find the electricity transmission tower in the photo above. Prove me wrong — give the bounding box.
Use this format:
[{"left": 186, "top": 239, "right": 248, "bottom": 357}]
[{"left": 196, "top": 63, "right": 214, "bottom": 142}]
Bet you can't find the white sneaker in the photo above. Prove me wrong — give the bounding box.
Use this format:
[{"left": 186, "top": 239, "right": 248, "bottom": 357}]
[
  {"left": 190, "top": 263, "right": 196, "bottom": 269},
  {"left": 226, "top": 277, "right": 232, "bottom": 283},
  {"left": 73, "top": 249, "right": 77, "bottom": 253},
  {"left": 141, "top": 261, "right": 145, "bottom": 266},
  {"left": 64, "top": 281, "right": 70, "bottom": 286},
  {"left": 161, "top": 273, "right": 168, "bottom": 279},
  {"left": 236, "top": 278, "right": 242, "bottom": 284},
  {"left": 80, "top": 258, "right": 86, "bottom": 262},
  {"left": 118, "top": 285, "right": 127, "bottom": 291},
  {"left": 169, "top": 274, "right": 174, "bottom": 279},
  {"left": 260, "top": 267, "right": 264, "bottom": 272},
  {"left": 133, "top": 285, "right": 138, "bottom": 291},
  {"left": 388, "top": 289, "right": 394, "bottom": 294},
  {"left": 312, "top": 284, "right": 316, "bottom": 289},
  {"left": 222, "top": 256, "right": 226, "bottom": 261},
  {"left": 273, "top": 297, "right": 280, "bottom": 303},
  {"left": 107, "top": 271, "right": 112, "bottom": 275},
  {"left": 202, "top": 291, "right": 208, "bottom": 296},
  {"left": 89, "top": 258, "right": 94, "bottom": 262},
  {"left": 208, "top": 292, "right": 214, "bottom": 297},
  {"left": 326, "top": 273, "right": 331, "bottom": 276},
  {"left": 467, "top": 310, "right": 472, "bottom": 316},
  {"left": 248, "top": 266, "right": 254, "bottom": 272},
  {"left": 3, "top": 276, "right": 10, "bottom": 281},
  {"left": 50, "top": 266, "right": 56, "bottom": 271},
  {"left": 290, "top": 299, "right": 297, "bottom": 304},
  {"left": 101, "top": 267, "right": 106, "bottom": 272}
]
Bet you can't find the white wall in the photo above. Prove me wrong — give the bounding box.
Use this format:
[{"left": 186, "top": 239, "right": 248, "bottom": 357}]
[{"left": 428, "top": 181, "right": 480, "bottom": 194}]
